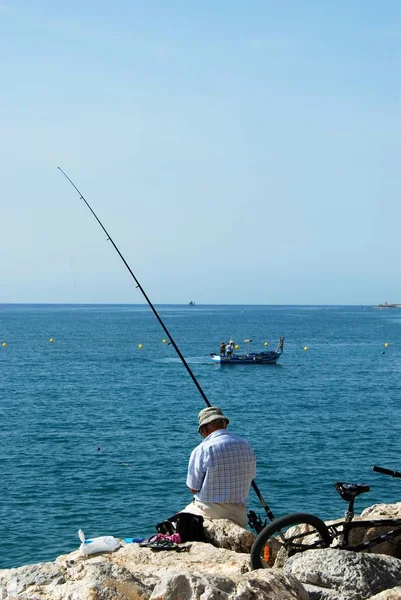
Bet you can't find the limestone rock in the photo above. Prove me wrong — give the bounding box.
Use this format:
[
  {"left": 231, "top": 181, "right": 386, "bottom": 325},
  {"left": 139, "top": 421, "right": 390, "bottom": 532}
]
[
  {"left": 302, "top": 582, "right": 346, "bottom": 600},
  {"left": 150, "top": 568, "right": 308, "bottom": 600},
  {"left": 203, "top": 518, "right": 256, "bottom": 553},
  {"left": 361, "top": 503, "right": 401, "bottom": 520},
  {"left": 366, "top": 587, "right": 401, "bottom": 599},
  {"left": 285, "top": 548, "right": 401, "bottom": 600},
  {"left": 0, "top": 557, "right": 151, "bottom": 600},
  {"left": 112, "top": 540, "right": 250, "bottom": 578},
  {"left": 0, "top": 541, "right": 308, "bottom": 600},
  {"left": 234, "top": 569, "right": 309, "bottom": 600},
  {"left": 149, "top": 569, "right": 235, "bottom": 600},
  {"left": 357, "top": 503, "right": 401, "bottom": 557}
]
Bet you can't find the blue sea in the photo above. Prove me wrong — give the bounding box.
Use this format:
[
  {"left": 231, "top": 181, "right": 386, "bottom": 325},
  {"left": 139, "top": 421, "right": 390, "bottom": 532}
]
[{"left": 1, "top": 304, "right": 400, "bottom": 569}]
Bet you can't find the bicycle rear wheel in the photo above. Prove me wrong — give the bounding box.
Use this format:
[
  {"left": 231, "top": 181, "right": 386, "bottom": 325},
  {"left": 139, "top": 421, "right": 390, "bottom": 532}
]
[{"left": 250, "top": 512, "right": 331, "bottom": 569}]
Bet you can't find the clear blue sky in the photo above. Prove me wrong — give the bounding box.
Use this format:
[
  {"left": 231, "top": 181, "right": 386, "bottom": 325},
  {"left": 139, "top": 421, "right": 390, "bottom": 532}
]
[{"left": 1, "top": 1, "right": 400, "bottom": 304}]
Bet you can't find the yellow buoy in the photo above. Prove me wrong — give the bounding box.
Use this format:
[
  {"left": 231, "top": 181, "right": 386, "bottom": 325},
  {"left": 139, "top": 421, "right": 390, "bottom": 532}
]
[
  {"left": 49, "top": 338, "right": 54, "bottom": 343},
  {"left": 235, "top": 344, "right": 240, "bottom": 350},
  {"left": 162, "top": 339, "right": 167, "bottom": 344},
  {"left": 304, "top": 346, "right": 309, "bottom": 351},
  {"left": 138, "top": 343, "right": 143, "bottom": 349},
  {"left": 2, "top": 342, "right": 6, "bottom": 347},
  {"left": 384, "top": 342, "right": 389, "bottom": 347},
  {"left": 264, "top": 341, "right": 269, "bottom": 347}
]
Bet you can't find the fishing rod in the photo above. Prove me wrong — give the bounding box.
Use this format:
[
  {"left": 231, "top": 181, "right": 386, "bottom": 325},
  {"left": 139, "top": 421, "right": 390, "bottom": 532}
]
[{"left": 58, "top": 166, "right": 275, "bottom": 521}]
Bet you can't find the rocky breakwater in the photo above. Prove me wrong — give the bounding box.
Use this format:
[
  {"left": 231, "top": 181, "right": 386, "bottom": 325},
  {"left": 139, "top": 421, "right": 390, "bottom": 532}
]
[
  {"left": 0, "top": 519, "right": 306, "bottom": 600},
  {"left": 1, "top": 504, "right": 401, "bottom": 600}
]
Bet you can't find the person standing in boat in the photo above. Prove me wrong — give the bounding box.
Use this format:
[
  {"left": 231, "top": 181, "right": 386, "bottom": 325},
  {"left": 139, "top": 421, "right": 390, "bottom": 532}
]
[
  {"left": 219, "top": 341, "right": 226, "bottom": 355},
  {"left": 225, "top": 341, "right": 233, "bottom": 356},
  {"left": 181, "top": 406, "right": 256, "bottom": 527}
]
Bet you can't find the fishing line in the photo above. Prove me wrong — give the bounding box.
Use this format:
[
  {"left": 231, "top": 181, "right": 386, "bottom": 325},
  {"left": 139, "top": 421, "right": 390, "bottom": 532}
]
[{"left": 58, "top": 166, "right": 274, "bottom": 520}]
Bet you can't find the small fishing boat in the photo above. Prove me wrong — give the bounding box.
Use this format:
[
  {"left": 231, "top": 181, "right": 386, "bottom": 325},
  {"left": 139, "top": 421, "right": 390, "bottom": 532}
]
[
  {"left": 211, "top": 337, "right": 284, "bottom": 365},
  {"left": 189, "top": 301, "right": 196, "bottom": 306},
  {"left": 373, "top": 302, "right": 401, "bottom": 309}
]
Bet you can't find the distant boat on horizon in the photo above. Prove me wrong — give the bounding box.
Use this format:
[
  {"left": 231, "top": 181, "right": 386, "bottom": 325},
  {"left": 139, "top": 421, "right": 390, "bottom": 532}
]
[
  {"left": 189, "top": 301, "right": 196, "bottom": 306},
  {"left": 373, "top": 302, "right": 401, "bottom": 309}
]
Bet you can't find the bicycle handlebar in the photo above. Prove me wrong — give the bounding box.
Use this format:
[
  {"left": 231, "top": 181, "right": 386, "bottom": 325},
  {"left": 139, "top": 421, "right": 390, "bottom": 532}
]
[{"left": 373, "top": 465, "right": 401, "bottom": 478}]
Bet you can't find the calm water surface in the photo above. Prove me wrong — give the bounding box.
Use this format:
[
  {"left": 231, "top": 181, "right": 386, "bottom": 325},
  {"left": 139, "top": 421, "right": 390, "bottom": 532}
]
[{"left": 1, "top": 304, "right": 400, "bottom": 568}]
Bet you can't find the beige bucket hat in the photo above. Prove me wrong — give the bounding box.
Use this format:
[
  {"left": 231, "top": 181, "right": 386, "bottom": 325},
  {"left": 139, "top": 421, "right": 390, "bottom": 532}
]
[{"left": 198, "top": 406, "right": 229, "bottom": 433}]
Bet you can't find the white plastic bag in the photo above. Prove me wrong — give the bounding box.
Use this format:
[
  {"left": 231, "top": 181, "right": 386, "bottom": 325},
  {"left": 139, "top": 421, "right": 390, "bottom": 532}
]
[{"left": 78, "top": 529, "right": 120, "bottom": 555}]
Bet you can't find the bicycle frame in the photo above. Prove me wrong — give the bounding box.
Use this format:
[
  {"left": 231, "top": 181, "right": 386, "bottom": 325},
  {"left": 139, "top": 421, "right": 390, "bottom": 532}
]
[
  {"left": 330, "top": 469, "right": 401, "bottom": 552},
  {"left": 327, "top": 518, "right": 401, "bottom": 552},
  {"left": 250, "top": 465, "right": 401, "bottom": 570}
]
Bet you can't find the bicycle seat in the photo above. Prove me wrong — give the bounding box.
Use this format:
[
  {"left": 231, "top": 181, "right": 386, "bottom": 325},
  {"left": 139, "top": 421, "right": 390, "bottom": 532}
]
[{"left": 335, "top": 482, "right": 370, "bottom": 501}]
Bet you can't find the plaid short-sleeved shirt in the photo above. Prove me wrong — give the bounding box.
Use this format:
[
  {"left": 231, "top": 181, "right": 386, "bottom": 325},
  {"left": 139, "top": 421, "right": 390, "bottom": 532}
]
[{"left": 186, "top": 429, "right": 256, "bottom": 506}]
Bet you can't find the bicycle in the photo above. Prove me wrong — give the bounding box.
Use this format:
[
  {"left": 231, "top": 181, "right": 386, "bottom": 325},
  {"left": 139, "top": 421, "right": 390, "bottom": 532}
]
[{"left": 249, "top": 465, "right": 401, "bottom": 570}]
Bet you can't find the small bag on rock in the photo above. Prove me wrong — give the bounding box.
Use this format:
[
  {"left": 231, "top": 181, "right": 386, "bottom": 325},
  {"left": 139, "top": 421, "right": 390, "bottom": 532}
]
[{"left": 156, "top": 512, "right": 205, "bottom": 543}]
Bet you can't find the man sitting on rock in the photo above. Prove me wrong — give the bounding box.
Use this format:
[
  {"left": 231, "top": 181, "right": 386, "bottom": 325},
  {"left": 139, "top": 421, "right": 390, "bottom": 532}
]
[{"left": 181, "top": 406, "right": 256, "bottom": 527}]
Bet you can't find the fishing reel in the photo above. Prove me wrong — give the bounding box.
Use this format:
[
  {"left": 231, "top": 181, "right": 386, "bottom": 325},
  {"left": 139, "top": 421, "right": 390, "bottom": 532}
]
[{"left": 247, "top": 510, "right": 267, "bottom": 534}]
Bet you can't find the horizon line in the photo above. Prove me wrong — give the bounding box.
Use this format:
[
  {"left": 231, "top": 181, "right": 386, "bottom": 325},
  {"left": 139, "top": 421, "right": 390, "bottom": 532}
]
[{"left": 0, "top": 302, "right": 384, "bottom": 307}]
